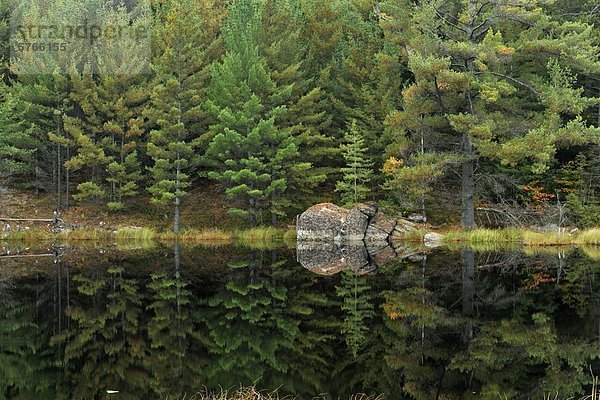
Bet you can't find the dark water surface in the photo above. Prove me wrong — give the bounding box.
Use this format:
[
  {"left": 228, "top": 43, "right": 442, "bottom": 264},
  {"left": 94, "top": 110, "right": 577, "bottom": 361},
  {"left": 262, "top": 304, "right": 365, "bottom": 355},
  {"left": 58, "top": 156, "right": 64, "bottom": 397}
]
[{"left": 0, "top": 242, "right": 599, "bottom": 399}]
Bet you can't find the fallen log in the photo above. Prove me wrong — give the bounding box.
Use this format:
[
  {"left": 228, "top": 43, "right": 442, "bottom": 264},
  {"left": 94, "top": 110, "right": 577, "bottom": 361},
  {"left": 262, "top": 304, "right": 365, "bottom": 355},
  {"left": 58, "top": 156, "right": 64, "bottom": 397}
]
[
  {"left": 0, "top": 218, "right": 54, "bottom": 223},
  {"left": 0, "top": 253, "right": 54, "bottom": 259}
]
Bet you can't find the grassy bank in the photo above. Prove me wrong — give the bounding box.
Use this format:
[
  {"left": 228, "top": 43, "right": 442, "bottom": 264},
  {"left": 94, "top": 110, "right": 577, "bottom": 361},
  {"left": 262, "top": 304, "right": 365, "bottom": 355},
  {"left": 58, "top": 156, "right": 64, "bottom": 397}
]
[
  {"left": 0, "top": 225, "right": 297, "bottom": 248},
  {"left": 174, "top": 384, "right": 599, "bottom": 400},
  {"left": 443, "top": 227, "right": 600, "bottom": 246}
]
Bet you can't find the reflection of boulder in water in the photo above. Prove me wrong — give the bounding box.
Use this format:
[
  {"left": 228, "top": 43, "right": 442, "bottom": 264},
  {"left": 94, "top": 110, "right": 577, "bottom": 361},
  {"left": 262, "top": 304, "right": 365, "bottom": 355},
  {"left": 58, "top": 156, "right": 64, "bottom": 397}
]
[
  {"left": 297, "top": 242, "right": 348, "bottom": 276},
  {"left": 298, "top": 241, "right": 421, "bottom": 276}
]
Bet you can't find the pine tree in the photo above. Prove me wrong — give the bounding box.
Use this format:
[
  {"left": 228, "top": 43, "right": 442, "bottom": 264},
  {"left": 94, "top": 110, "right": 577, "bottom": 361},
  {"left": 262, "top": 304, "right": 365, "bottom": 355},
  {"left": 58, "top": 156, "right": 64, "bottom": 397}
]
[
  {"left": 101, "top": 76, "right": 147, "bottom": 211},
  {"left": 62, "top": 74, "right": 110, "bottom": 205},
  {"left": 145, "top": 0, "right": 225, "bottom": 233},
  {"left": 15, "top": 73, "right": 71, "bottom": 207},
  {"left": 378, "top": 0, "right": 600, "bottom": 227},
  {"left": 0, "top": 0, "right": 10, "bottom": 75},
  {"left": 258, "top": 0, "right": 336, "bottom": 211},
  {"left": 335, "top": 120, "right": 373, "bottom": 207},
  {"left": 204, "top": 0, "right": 306, "bottom": 225}
]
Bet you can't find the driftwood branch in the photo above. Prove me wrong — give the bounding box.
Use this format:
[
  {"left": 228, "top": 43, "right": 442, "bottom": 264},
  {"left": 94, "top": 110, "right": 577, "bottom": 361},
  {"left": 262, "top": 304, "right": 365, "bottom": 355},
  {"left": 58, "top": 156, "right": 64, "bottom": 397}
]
[
  {"left": 0, "top": 218, "right": 55, "bottom": 223},
  {"left": 0, "top": 254, "right": 54, "bottom": 259},
  {"left": 476, "top": 206, "right": 523, "bottom": 226}
]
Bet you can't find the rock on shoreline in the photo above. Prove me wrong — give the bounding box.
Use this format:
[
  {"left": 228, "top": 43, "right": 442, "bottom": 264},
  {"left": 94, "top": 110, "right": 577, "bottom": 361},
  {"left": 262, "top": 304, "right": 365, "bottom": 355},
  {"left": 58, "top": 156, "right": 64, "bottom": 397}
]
[{"left": 297, "top": 202, "right": 417, "bottom": 244}]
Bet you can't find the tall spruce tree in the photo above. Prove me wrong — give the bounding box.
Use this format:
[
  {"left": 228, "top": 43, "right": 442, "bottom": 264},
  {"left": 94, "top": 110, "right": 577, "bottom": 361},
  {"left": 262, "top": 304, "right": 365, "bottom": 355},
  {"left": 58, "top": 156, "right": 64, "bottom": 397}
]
[
  {"left": 11, "top": 73, "right": 72, "bottom": 210},
  {"left": 204, "top": 0, "right": 306, "bottom": 225},
  {"left": 336, "top": 271, "right": 375, "bottom": 358},
  {"left": 335, "top": 120, "right": 373, "bottom": 207},
  {"left": 63, "top": 74, "right": 110, "bottom": 205},
  {"left": 101, "top": 77, "right": 146, "bottom": 211}
]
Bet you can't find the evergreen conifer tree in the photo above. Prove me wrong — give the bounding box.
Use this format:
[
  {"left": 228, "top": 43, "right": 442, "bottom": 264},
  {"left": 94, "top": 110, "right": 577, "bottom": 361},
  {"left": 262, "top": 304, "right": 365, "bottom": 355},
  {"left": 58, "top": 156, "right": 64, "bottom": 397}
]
[
  {"left": 335, "top": 120, "right": 373, "bottom": 207},
  {"left": 378, "top": 0, "right": 600, "bottom": 227},
  {"left": 204, "top": 0, "right": 306, "bottom": 225},
  {"left": 0, "top": 84, "right": 38, "bottom": 185},
  {"left": 336, "top": 271, "right": 375, "bottom": 358},
  {"left": 145, "top": 0, "right": 225, "bottom": 232},
  {"left": 258, "top": 0, "right": 336, "bottom": 211}
]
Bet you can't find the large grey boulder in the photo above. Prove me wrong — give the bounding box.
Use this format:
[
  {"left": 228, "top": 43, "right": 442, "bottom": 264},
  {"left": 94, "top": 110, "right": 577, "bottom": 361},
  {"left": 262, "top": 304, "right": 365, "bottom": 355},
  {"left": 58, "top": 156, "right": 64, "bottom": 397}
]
[
  {"left": 355, "top": 202, "right": 378, "bottom": 217},
  {"left": 297, "top": 203, "right": 348, "bottom": 241},
  {"left": 297, "top": 202, "right": 431, "bottom": 274},
  {"left": 297, "top": 241, "right": 377, "bottom": 276},
  {"left": 364, "top": 224, "right": 390, "bottom": 242},
  {"left": 298, "top": 202, "right": 418, "bottom": 245},
  {"left": 341, "top": 207, "right": 369, "bottom": 241},
  {"left": 298, "top": 240, "right": 426, "bottom": 276},
  {"left": 369, "top": 244, "right": 397, "bottom": 268},
  {"left": 340, "top": 242, "right": 370, "bottom": 271}
]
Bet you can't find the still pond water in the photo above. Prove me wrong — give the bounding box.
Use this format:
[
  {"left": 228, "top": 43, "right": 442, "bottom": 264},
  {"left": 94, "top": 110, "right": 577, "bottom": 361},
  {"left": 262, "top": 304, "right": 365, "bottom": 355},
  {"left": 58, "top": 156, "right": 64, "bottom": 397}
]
[{"left": 0, "top": 241, "right": 599, "bottom": 399}]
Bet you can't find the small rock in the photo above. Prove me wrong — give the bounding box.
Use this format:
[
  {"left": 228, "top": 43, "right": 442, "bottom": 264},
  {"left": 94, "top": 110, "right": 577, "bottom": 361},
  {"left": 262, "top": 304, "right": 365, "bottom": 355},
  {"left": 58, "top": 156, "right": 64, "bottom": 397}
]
[
  {"left": 407, "top": 213, "right": 427, "bottom": 224},
  {"left": 407, "top": 254, "right": 427, "bottom": 263},
  {"left": 531, "top": 224, "right": 559, "bottom": 233},
  {"left": 424, "top": 232, "right": 445, "bottom": 248}
]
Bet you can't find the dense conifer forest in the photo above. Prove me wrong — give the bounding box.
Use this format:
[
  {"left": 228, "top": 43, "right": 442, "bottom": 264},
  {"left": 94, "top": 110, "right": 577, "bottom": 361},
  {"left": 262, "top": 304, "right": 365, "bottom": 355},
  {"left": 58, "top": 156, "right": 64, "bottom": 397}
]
[{"left": 0, "top": 0, "right": 599, "bottom": 232}]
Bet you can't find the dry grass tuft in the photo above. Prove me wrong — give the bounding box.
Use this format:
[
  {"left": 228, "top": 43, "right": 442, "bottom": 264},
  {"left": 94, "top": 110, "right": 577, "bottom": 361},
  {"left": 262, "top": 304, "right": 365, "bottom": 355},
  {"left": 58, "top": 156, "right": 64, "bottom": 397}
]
[{"left": 179, "top": 386, "right": 384, "bottom": 400}]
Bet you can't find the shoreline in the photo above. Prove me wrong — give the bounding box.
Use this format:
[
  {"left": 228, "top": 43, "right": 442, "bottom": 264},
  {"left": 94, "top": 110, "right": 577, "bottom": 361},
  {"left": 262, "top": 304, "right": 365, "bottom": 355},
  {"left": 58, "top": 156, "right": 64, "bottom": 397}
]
[{"left": 2, "top": 225, "right": 600, "bottom": 247}]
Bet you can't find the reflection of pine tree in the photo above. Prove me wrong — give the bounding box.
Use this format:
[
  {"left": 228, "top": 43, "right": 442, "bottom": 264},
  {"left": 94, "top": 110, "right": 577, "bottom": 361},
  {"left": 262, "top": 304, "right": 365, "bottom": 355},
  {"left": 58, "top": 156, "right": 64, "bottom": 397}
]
[
  {"left": 382, "top": 265, "right": 461, "bottom": 399},
  {"left": 53, "top": 266, "right": 150, "bottom": 398},
  {"left": 145, "top": 243, "right": 198, "bottom": 399},
  {"left": 335, "top": 271, "right": 374, "bottom": 357},
  {"left": 449, "top": 313, "right": 597, "bottom": 397},
  {"left": 0, "top": 282, "right": 47, "bottom": 396},
  {"left": 197, "top": 251, "right": 336, "bottom": 396}
]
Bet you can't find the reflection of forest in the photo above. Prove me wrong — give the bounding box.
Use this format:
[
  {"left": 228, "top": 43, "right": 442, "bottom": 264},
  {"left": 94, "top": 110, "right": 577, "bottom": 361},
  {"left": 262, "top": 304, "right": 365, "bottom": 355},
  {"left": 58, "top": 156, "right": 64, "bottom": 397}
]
[{"left": 0, "top": 245, "right": 598, "bottom": 399}]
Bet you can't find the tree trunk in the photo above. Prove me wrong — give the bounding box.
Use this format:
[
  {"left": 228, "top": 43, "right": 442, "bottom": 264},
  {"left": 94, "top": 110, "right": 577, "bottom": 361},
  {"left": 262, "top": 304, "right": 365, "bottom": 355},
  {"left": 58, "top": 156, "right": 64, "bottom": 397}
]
[
  {"left": 174, "top": 241, "right": 181, "bottom": 312},
  {"left": 249, "top": 198, "right": 257, "bottom": 228},
  {"left": 461, "top": 133, "right": 476, "bottom": 229},
  {"left": 65, "top": 145, "right": 70, "bottom": 210},
  {"left": 271, "top": 192, "right": 277, "bottom": 225},
  {"left": 56, "top": 144, "right": 61, "bottom": 212},
  {"left": 174, "top": 162, "right": 181, "bottom": 234},
  {"left": 174, "top": 196, "right": 180, "bottom": 234},
  {"left": 461, "top": 248, "right": 475, "bottom": 343}
]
